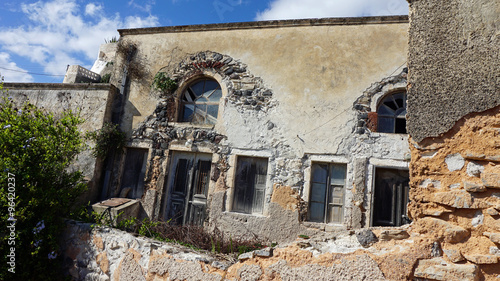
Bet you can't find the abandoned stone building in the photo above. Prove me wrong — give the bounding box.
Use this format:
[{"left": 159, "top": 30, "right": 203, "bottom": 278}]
[
  {"left": 3, "top": 0, "right": 499, "bottom": 279},
  {"left": 86, "top": 15, "right": 409, "bottom": 242}
]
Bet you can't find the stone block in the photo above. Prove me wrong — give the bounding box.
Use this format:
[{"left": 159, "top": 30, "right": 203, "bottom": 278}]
[
  {"left": 355, "top": 229, "right": 378, "bottom": 247},
  {"left": 467, "top": 162, "right": 484, "bottom": 177},
  {"left": 489, "top": 247, "right": 500, "bottom": 256},
  {"left": 463, "top": 254, "right": 498, "bottom": 264},
  {"left": 414, "top": 258, "right": 479, "bottom": 281},
  {"left": 481, "top": 173, "right": 500, "bottom": 188},
  {"left": 486, "top": 208, "right": 500, "bottom": 216},
  {"left": 379, "top": 229, "right": 410, "bottom": 241},
  {"left": 416, "top": 217, "right": 469, "bottom": 243},
  {"left": 445, "top": 153, "right": 465, "bottom": 172},
  {"left": 254, "top": 247, "right": 273, "bottom": 257},
  {"left": 431, "top": 190, "right": 473, "bottom": 209},
  {"left": 483, "top": 232, "right": 500, "bottom": 244},
  {"left": 211, "top": 261, "right": 231, "bottom": 271},
  {"left": 443, "top": 248, "right": 465, "bottom": 262},
  {"left": 238, "top": 251, "right": 254, "bottom": 261},
  {"left": 464, "top": 182, "right": 486, "bottom": 193}
]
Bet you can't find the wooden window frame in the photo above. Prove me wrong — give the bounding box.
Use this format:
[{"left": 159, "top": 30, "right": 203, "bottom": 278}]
[
  {"left": 232, "top": 156, "right": 268, "bottom": 215},
  {"left": 180, "top": 78, "right": 222, "bottom": 125},
  {"left": 377, "top": 91, "right": 407, "bottom": 134},
  {"left": 308, "top": 162, "right": 346, "bottom": 224}
]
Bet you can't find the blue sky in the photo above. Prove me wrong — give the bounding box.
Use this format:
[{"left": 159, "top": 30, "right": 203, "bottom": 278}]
[{"left": 0, "top": 0, "right": 408, "bottom": 83}]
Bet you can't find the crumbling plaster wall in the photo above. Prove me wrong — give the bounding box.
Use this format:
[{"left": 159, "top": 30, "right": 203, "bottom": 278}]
[
  {"left": 107, "top": 17, "right": 411, "bottom": 242},
  {"left": 61, "top": 220, "right": 441, "bottom": 281},
  {"left": 1, "top": 83, "right": 118, "bottom": 203},
  {"left": 406, "top": 0, "right": 499, "bottom": 142},
  {"left": 406, "top": 0, "right": 500, "bottom": 279}
]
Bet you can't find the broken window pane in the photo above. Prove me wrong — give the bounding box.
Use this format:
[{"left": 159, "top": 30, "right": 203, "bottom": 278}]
[
  {"left": 232, "top": 156, "right": 268, "bottom": 214},
  {"left": 309, "top": 163, "right": 346, "bottom": 224},
  {"left": 181, "top": 78, "right": 222, "bottom": 125}
]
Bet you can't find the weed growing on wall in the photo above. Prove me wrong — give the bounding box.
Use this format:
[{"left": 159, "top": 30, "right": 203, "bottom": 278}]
[
  {"left": 86, "top": 122, "right": 126, "bottom": 159},
  {"left": 152, "top": 72, "right": 178, "bottom": 96},
  {"left": 0, "top": 98, "right": 86, "bottom": 280}
]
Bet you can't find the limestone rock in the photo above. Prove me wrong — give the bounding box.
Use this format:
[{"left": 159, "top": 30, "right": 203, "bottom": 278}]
[
  {"left": 379, "top": 229, "right": 410, "bottom": 241},
  {"left": 467, "top": 162, "right": 484, "bottom": 177},
  {"left": 355, "top": 229, "right": 378, "bottom": 247},
  {"left": 464, "top": 182, "right": 486, "bottom": 193},
  {"left": 431, "top": 190, "right": 473, "bottom": 208},
  {"left": 238, "top": 251, "right": 254, "bottom": 261},
  {"left": 486, "top": 208, "right": 500, "bottom": 216},
  {"left": 443, "top": 248, "right": 465, "bottom": 262},
  {"left": 463, "top": 254, "right": 498, "bottom": 264},
  {"left": 414, "top": 258, "right": 479, "bottom": 281},
  {"left": 254, "top": 247, "right": 273, "bottom": 257},
  {"left": 445, "top": 153, "right": 465, "bottom": 172},
  {"left": 483, "top": 232, "right": 500, "bottom": 244},
  {"left": 482, "top": 173, "right": 500, "bottom": 189},
  {"left": 415, "top": 217, "right": 469, "bottom": 243}
]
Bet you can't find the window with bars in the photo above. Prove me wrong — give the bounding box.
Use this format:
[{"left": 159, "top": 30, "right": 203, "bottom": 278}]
[
  {"left": 377, "top": 91, "right": 407, "bottom": 134},
  {"left": 180, "top": 78, "right": 222, "bottom": 125},
  {"left": 308, "top": 163, "right": 346, "bottom": 224},
  {"left": 232, "top": 156, "right": 268, "bottom": 214}
]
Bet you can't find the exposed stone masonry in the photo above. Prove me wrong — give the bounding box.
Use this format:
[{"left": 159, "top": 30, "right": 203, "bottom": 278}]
[
  {"left": 167, "top": 51, "right": 276, "bottom": 112},
  {"left": 353, "top": 68, "right": 407, "bottom": 134}
]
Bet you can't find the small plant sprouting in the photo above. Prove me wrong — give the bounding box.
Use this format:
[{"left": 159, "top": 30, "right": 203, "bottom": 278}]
[
  {"left": 86, "top": 122, "right": 126, "bottom": 159},
  {"left": 152, "top": 72, "right": 177, "bottom": 95},
  {"left": 100, "top": 73, "right": 111, "bottom": 83},
  {"left": 298, "top": 234, "right": 310, "bottom": 239},
  {"left": 105, "top": 36, "right": 119, "bottom": 43}
]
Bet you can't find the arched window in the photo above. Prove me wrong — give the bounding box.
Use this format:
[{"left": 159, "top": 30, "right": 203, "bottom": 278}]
[
  {"left": 180, "top": 78, "right": 222, "bottom": 125},
  {"left": 377, "top": 91, "right": 407, "bottom": 133}
]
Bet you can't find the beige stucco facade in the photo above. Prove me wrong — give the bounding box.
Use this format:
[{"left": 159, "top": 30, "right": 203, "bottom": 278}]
[{"left": 93, "top": 16, "right": 412, "bottom": 242}]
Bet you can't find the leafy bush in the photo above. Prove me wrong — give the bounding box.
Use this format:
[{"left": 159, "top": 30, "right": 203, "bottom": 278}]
[
  {"left": 152, "top": 72, "right": 177, "bottom": 94},
  {"left": 0, "top": 97, "right": 87, "bottom": 280},
  {"left": 86, "top": 122, "right": 126, "bottom": 159}
]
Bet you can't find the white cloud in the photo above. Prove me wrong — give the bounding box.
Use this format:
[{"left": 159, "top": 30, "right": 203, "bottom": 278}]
[
  {"left": 0, "top": 0, "right": 159, "bottom": 79},
  {"left": 85, "top": 3, "right": 103, "bottom": 16},
  {"left": 255, "top": 0, "right": 408, "bottom": 21},
  {"left": 0, "top": 53, "right": 35, "bottom": 82},
  {"left": 128, "top": 0, "right": 156, "bottom": 13}
]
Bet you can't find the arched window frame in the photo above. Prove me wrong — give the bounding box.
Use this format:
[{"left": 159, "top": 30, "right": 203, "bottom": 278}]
[
  {"left": 375, "top": 91, "right": 407, "bottom": 134},
  {"left": 178, "top": 77, "right": 223, "bottom": 125}
]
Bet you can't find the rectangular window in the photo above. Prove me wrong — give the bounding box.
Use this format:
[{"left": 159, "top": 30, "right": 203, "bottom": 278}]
[
  {"left": 120, "top": 148, "right": 148, "bottom": 199},
  {"left": 372, "top": 168, "right": 410, "bottom": 227},
  {"left": 232, "top": 156, "right": 268, "bottom": 214},
  {"left": 309, "top": 163, "right": 346, "bottom": 223}
]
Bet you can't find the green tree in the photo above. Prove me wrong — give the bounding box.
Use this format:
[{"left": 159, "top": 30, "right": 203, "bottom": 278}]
[{"left": 0, "top": 90, "right": 87, "bottom": 280}]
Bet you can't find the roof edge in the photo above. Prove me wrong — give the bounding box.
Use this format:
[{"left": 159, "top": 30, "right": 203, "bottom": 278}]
[
  {"left": 118, "top": 15, "right": 409, "bottom": 36},
  {"left": 3, "top": 83, "right": 116, "bottom": 91}
]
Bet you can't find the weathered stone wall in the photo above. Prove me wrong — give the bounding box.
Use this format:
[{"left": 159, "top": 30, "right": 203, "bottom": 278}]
[
  {"left": 406, "top": 0, "right": 500, "bottom": 279},
  {"left": 104, "top": 17, "right": 411, "bottom": 242},
  {"left": 61, "top": 220, "right": 440, "bottom": 281},
  {"left": 406, "top": 0, "right": 499, "bottom": 142},
  {"left": 1, "top": 83, "right": 118, "bottom": 202}
]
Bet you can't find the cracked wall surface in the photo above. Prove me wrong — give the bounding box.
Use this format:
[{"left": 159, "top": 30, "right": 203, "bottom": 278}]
[
  {"left": 406, "top": 0, "right": 500, "bottom": 142},
  {"left": 406, "top": 0, "right": 500, "bottom": 279},
  {"left": 102, "top": 17, "right": 411, "bottom": 242}
]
